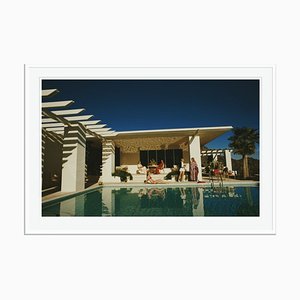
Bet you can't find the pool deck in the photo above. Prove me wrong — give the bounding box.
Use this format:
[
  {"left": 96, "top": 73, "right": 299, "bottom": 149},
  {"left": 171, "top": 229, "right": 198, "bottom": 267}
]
[{"left": 42, "top": 177, "right": 259, "bottom": 204}]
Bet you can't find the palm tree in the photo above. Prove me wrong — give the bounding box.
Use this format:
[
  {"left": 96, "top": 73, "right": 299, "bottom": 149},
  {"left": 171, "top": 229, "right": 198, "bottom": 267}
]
[{"left": 228, "top": 127, "right": 259, "bottom": 179}]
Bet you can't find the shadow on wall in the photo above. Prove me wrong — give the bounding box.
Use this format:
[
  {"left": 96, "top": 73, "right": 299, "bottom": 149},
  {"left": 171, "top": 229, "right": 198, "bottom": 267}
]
[
  {"left": 43, "top": 134, "right": 63, "bottom": 194},
  {"left": 85, "top": 139, "right": 102, "bottom": 188}
]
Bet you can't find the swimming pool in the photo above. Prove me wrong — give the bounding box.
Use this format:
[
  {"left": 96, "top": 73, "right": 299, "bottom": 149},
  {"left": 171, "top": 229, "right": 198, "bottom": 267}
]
[{"left": 42, "top": 186, "right": 259, "bottom": 217}]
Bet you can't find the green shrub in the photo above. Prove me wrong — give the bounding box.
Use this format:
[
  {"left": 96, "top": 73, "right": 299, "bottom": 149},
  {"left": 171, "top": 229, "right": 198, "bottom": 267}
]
[{"left": 112, "top": 169, "right": 133, "bottom": 182}]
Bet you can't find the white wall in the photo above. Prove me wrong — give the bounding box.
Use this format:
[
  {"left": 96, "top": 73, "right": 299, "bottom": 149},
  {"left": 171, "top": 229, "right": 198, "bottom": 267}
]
[
  {"left": 61, "top": 126, "right": 86, "bottom": 192},
  {"left": 189, "top": 135, "right": 202, "bottom": 180}
]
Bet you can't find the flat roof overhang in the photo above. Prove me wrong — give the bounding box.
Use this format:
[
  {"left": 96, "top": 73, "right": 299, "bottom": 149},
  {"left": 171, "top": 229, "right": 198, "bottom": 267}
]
[{"left": 110, "top": 126, "right": 233, "bottom": 145}]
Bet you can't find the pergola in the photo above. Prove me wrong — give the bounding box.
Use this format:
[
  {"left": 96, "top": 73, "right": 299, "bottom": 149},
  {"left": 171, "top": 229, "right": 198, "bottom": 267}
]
[
  {"left": 201, "top": 149, "right": 233, "bottom": 171},
  {"left": 42, "top": 89, "right": 117, "bottom": 192}
]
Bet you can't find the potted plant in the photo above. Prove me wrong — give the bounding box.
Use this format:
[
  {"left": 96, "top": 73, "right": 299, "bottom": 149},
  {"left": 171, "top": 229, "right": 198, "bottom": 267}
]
[{"left": 112, "top": 167, "right": 133, "bottom": 182}]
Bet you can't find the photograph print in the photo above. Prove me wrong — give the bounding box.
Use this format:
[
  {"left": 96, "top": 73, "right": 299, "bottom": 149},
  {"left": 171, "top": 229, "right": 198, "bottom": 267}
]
[{"left": 41, "top": 77, "right": 260, "bottom": 218}]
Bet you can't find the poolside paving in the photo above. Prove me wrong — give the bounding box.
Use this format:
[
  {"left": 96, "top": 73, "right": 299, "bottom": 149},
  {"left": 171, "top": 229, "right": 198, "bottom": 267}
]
[{"left": 42, "top": 176, "right": 258, "bottom": 203}]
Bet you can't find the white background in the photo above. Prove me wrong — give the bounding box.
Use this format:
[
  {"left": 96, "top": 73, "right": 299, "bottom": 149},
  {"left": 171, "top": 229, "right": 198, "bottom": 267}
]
[{"left": 0, "top": 1, "right": 298, "bottom": 299}]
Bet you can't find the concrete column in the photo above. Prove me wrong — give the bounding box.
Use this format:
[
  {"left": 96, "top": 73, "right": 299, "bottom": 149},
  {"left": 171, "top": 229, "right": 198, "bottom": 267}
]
[
  {"left": 192, "top": 188, "right": 204, "bottom": 216},
  {"left": 225, "top": 149, "right": 233, "bottom": 171},
  {"left": 61, "top": 124, "right": 86, "bottom": 192},
  {"left": 75, "top": 194, "right": 86, "bottom": 216},
  {"left": 60, "top": 197, "right": 76, "bottom": 216},
  {"left": 58, "top": 194, "right": 85, "bottom": 216},
  {"left": 189, "top": 135, "right": 202, "bottom": 181},
  {"left": 102, "top": 188, "right": 115, "bottom": 216},
  {"left": 100, "top": 140, "right": 119, "bottom": 183}
]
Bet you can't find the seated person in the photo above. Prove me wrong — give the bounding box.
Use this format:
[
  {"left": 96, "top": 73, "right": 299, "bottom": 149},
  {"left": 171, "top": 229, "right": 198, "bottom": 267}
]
[
  {"left": 164, "top": 166, "right": 179, "bottom": 180},
  {"left": 172, "top": 165, "right": 178, "bottom": 172},
  {"left": 155, "top": 160, "right": 165, "bottom": 174},
  {"left": 223, "top": 166, "right": 229, "bottom": 177},
  {"left": 144, "top": 171, "right": 167, "bottom": 184},
  {"left": 137, "top": 161, "right": 146, "bottom": 174},
  {"left": 204, "top": 164, "right": 210, "bottom": 175},
  {"left": 228, "top": 170, "right": 236, "bottom": 178}
]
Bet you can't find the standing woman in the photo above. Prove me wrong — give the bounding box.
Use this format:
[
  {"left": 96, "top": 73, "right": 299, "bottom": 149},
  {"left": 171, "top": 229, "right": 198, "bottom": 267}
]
[
  {"left": 190, "top": 157, "right": 199, "bottom": 181},
  {"left": 178, "top": 158, "right": 186, "bottom": 181}
]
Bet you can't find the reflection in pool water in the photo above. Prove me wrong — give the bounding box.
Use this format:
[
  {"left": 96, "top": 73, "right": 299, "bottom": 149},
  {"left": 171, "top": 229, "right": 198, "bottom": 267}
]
[{"left": 42, "top": 186, "right": 259, "bottom": 217}]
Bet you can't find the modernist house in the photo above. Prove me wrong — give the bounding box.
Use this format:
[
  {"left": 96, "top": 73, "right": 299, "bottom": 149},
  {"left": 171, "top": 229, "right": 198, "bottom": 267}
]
[
  {"left": 42, "top": 89, "right": 233, "bottom": 194},
  {"left": 100, "top": 128, "right": 233, "bottom": 183}
]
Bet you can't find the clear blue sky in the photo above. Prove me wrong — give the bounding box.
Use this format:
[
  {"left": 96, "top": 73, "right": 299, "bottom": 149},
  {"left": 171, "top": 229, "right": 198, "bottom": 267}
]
[{"left": 42, "top": 80, "right": 259, "bottom": 159}]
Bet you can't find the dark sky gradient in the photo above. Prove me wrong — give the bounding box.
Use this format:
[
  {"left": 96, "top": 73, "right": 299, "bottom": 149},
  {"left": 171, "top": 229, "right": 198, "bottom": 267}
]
[{"left": 42, "top": 80, "right": 259, "bottom": 159}]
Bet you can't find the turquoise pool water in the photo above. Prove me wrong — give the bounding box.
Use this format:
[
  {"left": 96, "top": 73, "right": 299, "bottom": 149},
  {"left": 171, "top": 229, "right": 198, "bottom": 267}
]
[{"left": 42, "top": 186, "right": 259, "bottom": 217}]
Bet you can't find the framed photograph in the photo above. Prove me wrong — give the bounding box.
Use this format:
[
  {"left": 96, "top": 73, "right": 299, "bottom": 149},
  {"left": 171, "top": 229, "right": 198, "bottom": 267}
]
[{"left": 24, "top": 66, "right": 275, "bottom": 234}]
